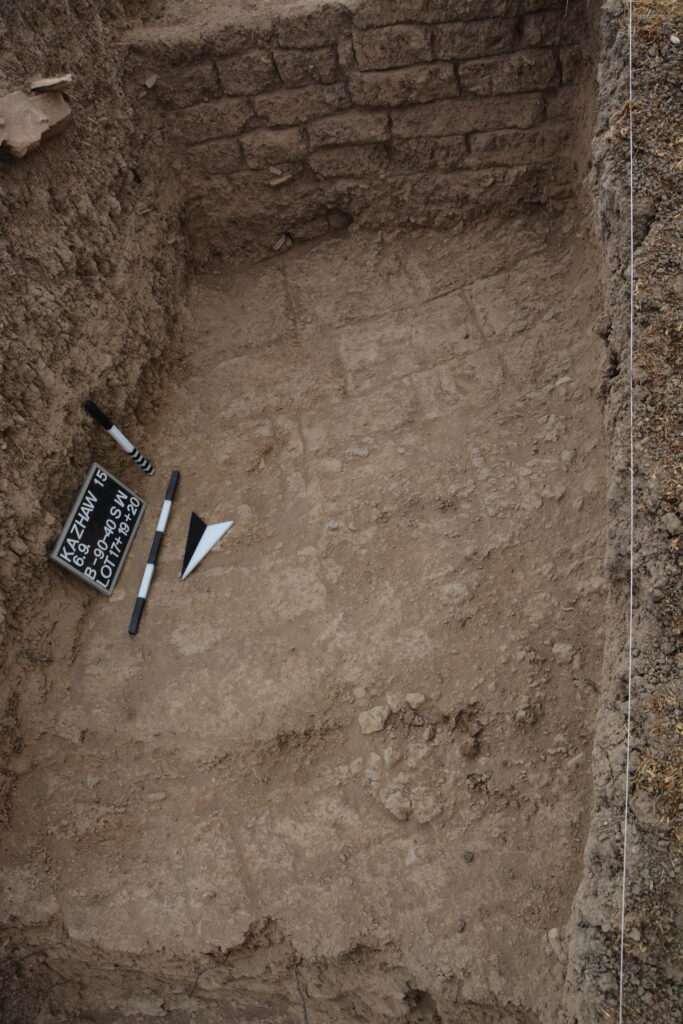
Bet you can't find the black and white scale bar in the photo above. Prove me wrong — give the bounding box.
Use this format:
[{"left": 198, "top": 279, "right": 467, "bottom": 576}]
[
  {"left": 84, "top": 400, "right": 155, "bottom": 475},
  {"left": 128, "top": 470, "right": 179, "bottom": 635}
]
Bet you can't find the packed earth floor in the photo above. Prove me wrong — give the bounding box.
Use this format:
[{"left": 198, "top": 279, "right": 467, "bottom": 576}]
[{"left": 2, "top": 216, "right": 608, "bottom": 1020}]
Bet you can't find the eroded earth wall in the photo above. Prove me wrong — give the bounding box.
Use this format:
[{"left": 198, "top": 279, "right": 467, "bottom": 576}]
[
  {"left": 0, "top": 0, "right": 186, "bottom": 821},
  {"left": 125, "top": 0, "right": 594, "bottom": 264}
]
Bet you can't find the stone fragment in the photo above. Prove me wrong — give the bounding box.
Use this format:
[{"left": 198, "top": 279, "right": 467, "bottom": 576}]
[
  {"left": 268, "top": 171, "right": 294, "bottom": 187},
  {"left": 353, "top": 24, "right": 431, "bottom": 71},
  {"left": 358, "top": 704, "right": 390, "bottom": 734},
  {"left": 274, "top": 46, "right": 338, "bottom": 87},
  {"left": 349, "top": 62, "right": 458, "bottom": 106},
  {"left": 30, "top": 74, "right": 73, "bottom": 93},
  {"left": 386, "top": 693, "right": 403, "bottom": 712},
  {"left": 240, "top": 126, "right": 306, "bottom": 168},
  {"left": 0, "top": 91, "right": 71, "bottom": 158},
  {"left": 382, "top": 790, "right": 412, "bottom": 820},
  {"left": 459, "top": 50, "right": 559, "bottom": 97},
  {"left": 460, "top": 737, "right": 478, "bottom": 757},
  {"left": 308, "top": 109, "right": 388, "bottom": 147},
  {"left": 392, "top": 94, "right": 544, "bottom": 138},
  {"left": 433, "top": 19, "right": 516, "bottom": 59},
  {"left": 272, "top": 233, "right": 293, "bottom": 252},
  {"left": 309, "top": 143, "right": 387, "bottom": 178},
  {"left": 547, "top": 927, "right": 565, "bottom": 962},
  {"left": 253, "top": 83, "right": 348, "bottom": 126},
  {"left": 405, "top": 692, "right": 425, "bottom": 709},
  {"left": 463, "top": 850, "right": 475, "bottom": 862},
  {"left": 217, "top": 50, "right": 278, "bottom": 95},
  {"left": 661, "top": 512, "right": 682, "bottom": 536}
]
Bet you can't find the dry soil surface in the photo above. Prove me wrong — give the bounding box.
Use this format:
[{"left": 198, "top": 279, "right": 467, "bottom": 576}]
[{"left": 2, "top": 218, "right": 608, "bottom": 1020}]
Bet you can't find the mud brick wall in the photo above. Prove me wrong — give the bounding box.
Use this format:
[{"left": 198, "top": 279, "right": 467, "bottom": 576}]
[{"left": 125, "top": 0, "right": 591, "bottom": 264}]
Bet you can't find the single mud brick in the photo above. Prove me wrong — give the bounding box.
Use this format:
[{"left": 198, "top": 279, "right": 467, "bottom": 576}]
[
  {"left": 395, "top": 165, "right": 511, "bottom": 209},
  {"left": 276, "top": 8, "right": 350, "bottom": 48},
  {"left": 170, "top": 97, "right": 253, "bottom": 144},
  {"left": 349, "top": 62, "right": 458, "bottom": 106},
  {"left": 253, "top": 82, "right": 348, "bottom": 126},
  {"left": 433, "top": 19, "right": 517, "bottom": 59},
  {"left": 354, "top": 0, "right": 519, "bottom": 28},
  {"left": 186, "top": 137, "right": 242, "bottom": 174},
  {"left": 353, "top": 25, "right": 432, "bottom": 71},
  {"left": 459, "top": 50, "right": 560, "bottom": 97},
  {"left": 216, "top": 50, "right": 279, "bottom": 95},
  {"left": 520, "top": 10, "right": 565, "bottom": 47},
  {"left": 155, "top": 62, "right": 220, "bottom": 109},
  {"left": 309, "top": 109, "right": 389, "bottom": 148},
  {"left": 309, "top": 143, "right": 388, "bottom": 178},
  {"left": 469, "top": 127, "right": 566, "bottom": 166},
  {"left": 392, "top": 93, "right": 544, "bottom": 138},
  {"left": 273, "top": 46, "right": 338, "bottom": 87},
  {"left": 391, "top": 134, "right": 467, "bottom": 171},
  {"left": 240, "top": 126, "right": 307, "bottom": 168}
]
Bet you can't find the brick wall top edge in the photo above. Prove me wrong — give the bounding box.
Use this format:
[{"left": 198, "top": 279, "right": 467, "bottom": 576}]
[
  {"left": 352, "top": 0, "right": 567, "bottom": 28},
  {"left": 276, "top": 6, "right": 353, "bottom": 48}
]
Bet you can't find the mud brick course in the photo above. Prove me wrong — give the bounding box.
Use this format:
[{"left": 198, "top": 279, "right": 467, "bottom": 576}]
[{"left": 125, "top": 0, "right": 591, "bottom": 263}]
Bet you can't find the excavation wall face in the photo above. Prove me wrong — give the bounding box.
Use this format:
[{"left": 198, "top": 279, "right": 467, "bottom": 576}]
[
  {"left": 0, "top": 1, "right": 186, "bottom": 703},
  {"left": 125, "top": 0, "right": 591, "bottom": 263}
]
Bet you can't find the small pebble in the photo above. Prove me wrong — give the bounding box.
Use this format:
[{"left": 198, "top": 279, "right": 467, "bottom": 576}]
[
  {"left": 463, "top": 851, "right": 474, "bottom": 863},
  {"left": 460, "top": 737, "right": 478, "bottom": 758},
  {"left": 405, "top": 692, "right": 425, "bottom": 709},
  {"left": 661, "top": 511, "right": 682, "bottom": 536},
  {"left": 358, "top": 705, "right": 389, "bottom": 734}
]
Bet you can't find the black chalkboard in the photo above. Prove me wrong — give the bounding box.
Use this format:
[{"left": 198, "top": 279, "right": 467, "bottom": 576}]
[{"left": 50, "top": 463, "right": 146, "bottom": 595}]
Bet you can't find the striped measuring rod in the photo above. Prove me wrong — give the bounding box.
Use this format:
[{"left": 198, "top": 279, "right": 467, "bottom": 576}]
[
  {"left": 128, "top": 470, "right": 180, "bottom": 635},
  {"left": 84, "top": 400, "right": 155, "bottom": 475}
]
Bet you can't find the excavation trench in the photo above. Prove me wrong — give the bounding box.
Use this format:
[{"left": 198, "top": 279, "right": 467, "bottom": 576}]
[{"left": 0, "top": 2, "right": 612, "bottom": 1022}]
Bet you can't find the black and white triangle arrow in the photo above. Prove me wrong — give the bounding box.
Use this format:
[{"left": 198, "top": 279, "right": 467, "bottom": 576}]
[{"left": 181, "top": 512, "right": 233, "bottom": 580}]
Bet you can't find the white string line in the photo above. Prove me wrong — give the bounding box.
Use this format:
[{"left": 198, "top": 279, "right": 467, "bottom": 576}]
[{"left": 618, "top": 0, "right": 636, "bottom": 1020}]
